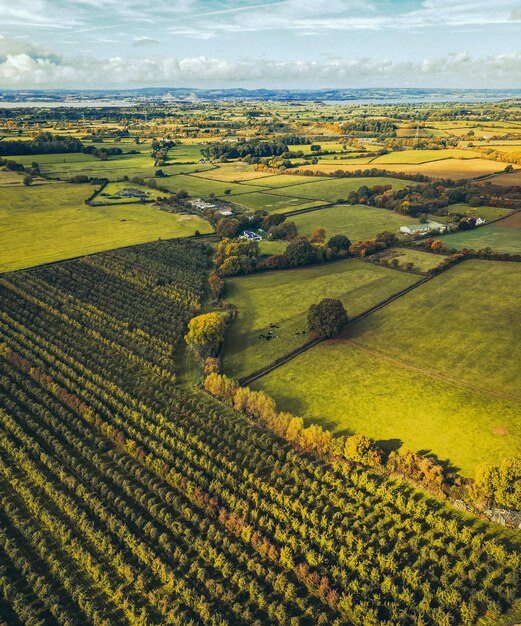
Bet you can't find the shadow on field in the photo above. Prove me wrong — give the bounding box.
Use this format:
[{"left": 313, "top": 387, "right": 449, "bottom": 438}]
[
  {"left": 418, "top": 449, "right": 461, "bottom": 475},
  {"left": 375, "top": 438, "right": 403, "bottom": 453}
]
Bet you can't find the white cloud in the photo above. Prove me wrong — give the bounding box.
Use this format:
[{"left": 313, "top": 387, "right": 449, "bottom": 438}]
[
  {"left": 132, "top": 37, "right": 161, "bottom": 47},
  {"left": 0, "top": 48, "right": 519, "bottom": 88}
]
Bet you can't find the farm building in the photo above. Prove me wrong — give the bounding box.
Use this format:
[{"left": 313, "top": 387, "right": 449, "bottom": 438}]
[
  {"left": 189, "top": 198, "right": 217, "bottom": 211},
  {"left": 400, "top": 221, "right": 447, "bottom": 235}
]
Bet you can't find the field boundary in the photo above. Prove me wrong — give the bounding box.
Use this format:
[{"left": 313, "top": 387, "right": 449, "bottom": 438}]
[{"left": 239, "top": 273, "right": 431, "bottom": 386}]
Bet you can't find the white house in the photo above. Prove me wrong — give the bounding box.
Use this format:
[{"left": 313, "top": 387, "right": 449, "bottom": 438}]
[{"left": 240, "top": 230, "right": 262, "bottom": 241}]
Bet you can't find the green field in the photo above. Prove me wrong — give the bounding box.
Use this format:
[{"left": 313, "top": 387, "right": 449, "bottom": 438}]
[
  {"left": 0, "top": 182, "right": 212, "bottom": 272},
  {"left": 232, "top": 192, "right": 325, "bottom": 212},
  {"left": 167, "top": 143, "right": 204, "bottom": 162},
  {"left": 254, "top": 261, "right": 521, "bottom": 475},
  {"left": 222, "top": 259, "right": 419, "bottom": 378},
  {"left": 445, "top": 204, "right": 513, "bottom": 221},
  {"left": 291, "top": 204, "right": 419, "bottom": 240},
  {"left": 12, "top": 151, "right": 160, "bottom": 180},
  {"left": 273, "top": 176, "right": 411, "bottom": 202},
  {"left": 96, "top": 181, "right": 165, "bottom": 204},
  {"left": 161, "top": 174, "right": 265, "bottom": 197},
  {"left": 374, "top": 247, "right": 447, "bottom": 272},
  {"left": 440, "top": 223, "right": 521, "bottom": 253}
]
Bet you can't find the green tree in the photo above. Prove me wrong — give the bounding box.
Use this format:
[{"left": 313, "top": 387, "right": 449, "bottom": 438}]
[
  {"left": 285, "top": 237, "right": 315, "bottom": 267},
  {"left": 307, "top": 298, "right": 348, "bottom": 339},
  {"left": 327, "top": 234, "right": 351, "bottom": 254}
]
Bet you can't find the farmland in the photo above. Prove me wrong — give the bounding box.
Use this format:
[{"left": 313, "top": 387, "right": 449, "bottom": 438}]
[
  {"left": 291, "top": 204, "right": 419, "bottom": 240},
  {"left": 222, "top": 260, "right": 419, "bottom": 378},
  {"left": 254, "top": 261, "right": 521, "bottom": 475},
  {"left": 299, "top": 159, "right": 510, "bottom": 179},
  {"left": 1, "top": 240, "right": 519, "bottom": 626},
  {"left": 272, "top": 176, "right": 412, "bottom": 202},
  {"left": 440, "top": 223, "right": 521, "bottom": 254},
  {"left": 1, "top": 97, "right": 521, "bottom": 626},
  {"left": 371, "top": 148, "right": 481, "bottom": 164},
  {"left": 0, "top": 182, "right": 212, "bottom": 272}
]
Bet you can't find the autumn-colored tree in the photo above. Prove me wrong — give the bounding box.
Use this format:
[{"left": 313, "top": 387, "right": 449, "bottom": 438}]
[
  {"left": 209, "top": 272, "right": 224, "bottom": 299},
  {"left": 214, "top": 238, "right": 259, "bottom": 276},
  {"left": 431, "top": 240, "right": 446, "bottom": 252},
  {"left": 342, "top": 434, "right": 382, "bottom": 467},
  {"left": 310, "top": 228, "right": 326, "bottom": 243},
  {"left": 204, "top": 373, "right": 238, "bottom": 400},
  {"left": 474, "top": 457, "right": 521, "bottom": 509},
  {"left": 185, "top": 312, "right": 225, "bottom": 357}
]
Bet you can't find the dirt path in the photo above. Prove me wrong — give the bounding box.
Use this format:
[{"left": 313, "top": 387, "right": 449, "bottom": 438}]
[{"left": 345, "top": 338, "right": 521, "bottom": 404}]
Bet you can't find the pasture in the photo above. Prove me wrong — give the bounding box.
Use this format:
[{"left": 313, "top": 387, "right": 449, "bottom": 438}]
[
  {"left": 290, "top": 204, "right": 419, "bottom": 240},
  {"left": 445, "top": 204, "right": 513, "bottom": 221},
  {"left": 20, "top": 151, "right": 160, "bottom": 181},
  {"left": 373, "top": 247, "right": 447, "bottom": 273},
  {"left": 195, "top": 162, "right": 272, "bottom": 182},
  {"left": 97, "top": 181, "right": 164, "bottom": 204},
  {"left": 254, "top": 260, "right": 521, "bottom": 475},
  {"left": 440, "top": 222, "right": 521, "bottom": 253},
  {"left": 0, "top": 182, "right": 212, "bottom": 272},
  {"left": 160, "top": 174, "right": 265, "bottom": 197},
  {"left": 222, "top": 260, "right": 419, "bottom": 378},
  {"left": 272, "top": 176, "right": 411, "bottom": 202},
  {"left": 231, "top": 192, "right": 324, "bottom": 213}
]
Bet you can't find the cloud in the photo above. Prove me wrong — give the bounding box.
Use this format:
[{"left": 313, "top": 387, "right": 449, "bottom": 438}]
[
  {"left": 132, "top": 37, "right": 160, "bottom": 47},
  {"left": 0, "top": 48, "right": 520, "bottom": 88},
  {"left": 164, "top": 0, "right": 520, "bottom": 37}
]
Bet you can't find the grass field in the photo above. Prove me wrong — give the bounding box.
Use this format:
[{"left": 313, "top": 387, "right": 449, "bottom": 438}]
[
  {"left": 254, "top": 261, "right": 521, "bottom": 475},
  {"left": 273, "top": 176, "right": 411, "bottom": 202},
  {"left": 97, "top": 181, "right": 164, "bottom": 204},
  {"left": 0, "top": 182, "right": 212, "bottom": 272},
  {"left": 373, "top": 247, "right": 447, "bottom": 272},
  {"left": 196, "top": 162, "right": 273, "bottom": 181},
  {"left": 222, "top": 260, "right": 419, "bottom": 378},
  {"left": 440, "top": 222, "right": 521, "bottom": 253},
  {"left": 291, "top": 204, "right": 419, "bottom": 240},
  {"left": 231, "top": 192, "right": 325, "bottom": 212},
  {"left": 167, "top": 143, "right": 204, "bottom": 162},
  {"left": 372, "top": 148, "right": 480, "bottom": 164},
  {"left": 445, "top": 204, "right": 513, "bottom": 221},
  {"left": 161, "top": 174, "right": 265, "bottom": 197},
  {"left": 11, "top": 151, "right": 162, "bottom": 180}
]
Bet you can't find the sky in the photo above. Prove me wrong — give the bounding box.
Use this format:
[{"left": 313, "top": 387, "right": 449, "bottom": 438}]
[{"left": 0, "top": 0, "right": 520, "bottom": 89}]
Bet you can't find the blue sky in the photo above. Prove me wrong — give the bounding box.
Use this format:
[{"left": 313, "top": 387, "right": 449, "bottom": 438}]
[{"left": 0, "top": 0, "right": 520, "bottom": 88}]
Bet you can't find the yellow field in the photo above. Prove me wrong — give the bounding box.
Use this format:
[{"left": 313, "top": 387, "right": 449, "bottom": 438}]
[
  {"left": 297, "top": 158, "right": 512, "bottom": 180},
  {"left": 492, "top": 170, "right": 521, "bottom": 186},
  {"left": 371, "top": 148, "right": 480, "bottom": 164}
]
